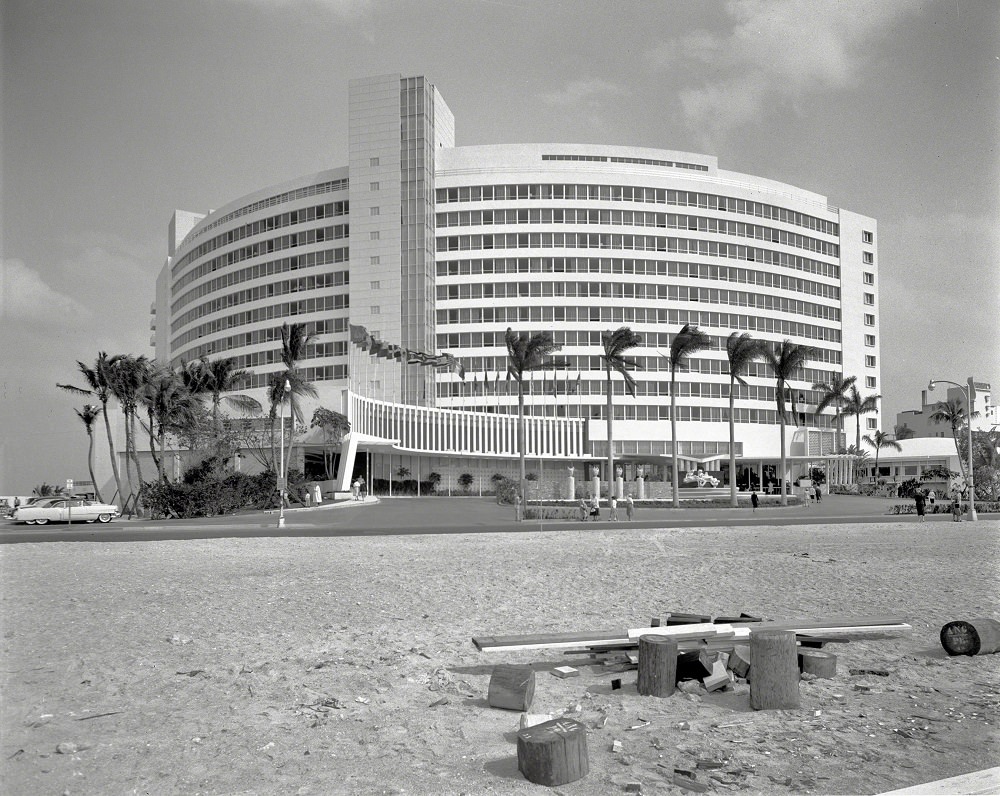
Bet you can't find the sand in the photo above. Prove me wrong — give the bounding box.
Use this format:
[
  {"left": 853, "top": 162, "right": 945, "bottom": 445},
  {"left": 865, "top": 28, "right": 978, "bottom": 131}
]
[{"left": 2, "top": 520, "right": 998, "bottom": 795}]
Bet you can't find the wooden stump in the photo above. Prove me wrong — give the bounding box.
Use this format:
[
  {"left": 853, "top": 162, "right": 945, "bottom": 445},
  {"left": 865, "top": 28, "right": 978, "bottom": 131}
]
[
  {"left": 517, "top": 717, "right": 589, "bottom": 786},
  {"left": 798, "top": 649, "right": 837, "bottom": 679},
  {"left": 488, "top": 665, "right": 535, "bottom": 711},
  {"left": 637, "top": 635, "right": 677, "bottom": 697},
  {"left": 749, "top": 630, "right": 800, "bottom": 710},
  {"left": 727, "top": 645, "right": 751, "bottom": 679},
  {"left": 940, "top": 618, "right": 1000, "bottom": 656}
]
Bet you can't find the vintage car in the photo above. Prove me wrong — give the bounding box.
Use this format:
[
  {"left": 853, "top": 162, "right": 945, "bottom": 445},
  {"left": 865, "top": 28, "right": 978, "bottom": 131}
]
[{"left": 12, "top": 499, "right": 120, "bottom": 525}]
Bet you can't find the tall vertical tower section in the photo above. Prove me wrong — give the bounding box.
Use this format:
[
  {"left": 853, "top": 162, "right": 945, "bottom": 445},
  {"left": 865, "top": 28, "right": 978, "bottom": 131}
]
[{"left": 348, "top": 74, "right": 454, "bottom": 404}]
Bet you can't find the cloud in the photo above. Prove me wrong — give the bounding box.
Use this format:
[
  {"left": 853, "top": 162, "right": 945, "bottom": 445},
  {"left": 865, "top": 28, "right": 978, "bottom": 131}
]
[
  {"left": 538, "top": 78, "right": 628, "bottom": 109},
  {"left": 649, "top": 0, "right": 928, "bottom": 142},
  {"left": 0, "top": 258, "right": 92, "bottom": 325}
]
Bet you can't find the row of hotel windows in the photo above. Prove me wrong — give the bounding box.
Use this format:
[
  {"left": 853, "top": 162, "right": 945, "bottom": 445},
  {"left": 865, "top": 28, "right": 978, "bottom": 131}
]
[
  {"left": 436, "top": 305, "right": 841, "bottom": 343},
  {"left": 540, "top": 153, "right": 709, "bottom": 171},
  {"left": 242, "top": 364, "right": 348, "bottom": 389},
  {"left": 171, "top": 317, "right": 348, "bottom": 366},
  {"left": 173, "top": 201, "right": 349, "bottom": 274},
  {"left": 174, "top": 225, "right": 349, "bottom": 285},
  {"left": 437, "top": 286, "right": 839, "bottom": 322},
  {"left": 171, "top": 295, "right": 348, "bottom": 350},
  {"left": 437, "top": 234, "right": 840, "bottom": 279},
  {"left": 186, "top": 178, "right": 349, "bottom": 244},
  {"left": 437, "top": 269, "right": 840, "bottom": 302},
  {"left": 172, "top": 274, "right": 350, "bottom": 332},
  {"left": 435, "top": 256, "right": 841, "bottom": 282},
  {"left": 435, "top": 185, "right": 839, "bottom": 236},
  {"left": 173, "top": 253, "right": 349, "bottom": 313},
  {"left": 437, "top": 348, "right": 842, "bottom": 379},
  {"left": 220, "top": 341, "right": 348, "bottom": 372},
  {"left": 436, "top": 210, "right": 839, "bottom": 258},
  {"left": 175, "top": 247, "right": 349, "bottom": 299}
]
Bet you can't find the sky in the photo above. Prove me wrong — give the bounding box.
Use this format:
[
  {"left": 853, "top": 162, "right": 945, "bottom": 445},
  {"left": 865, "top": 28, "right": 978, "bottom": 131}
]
[{"left": 1, "top": 0, "right": 998, "bottom": 494}]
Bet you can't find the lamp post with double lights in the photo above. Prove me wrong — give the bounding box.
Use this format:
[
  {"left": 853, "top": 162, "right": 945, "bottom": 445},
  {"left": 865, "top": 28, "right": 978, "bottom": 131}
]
[
  {"left": 928, "top": 377, "right": 977, "bottom": 521},
  {"left": 278, "top": 378, "right": 291, "bottom": 529}
]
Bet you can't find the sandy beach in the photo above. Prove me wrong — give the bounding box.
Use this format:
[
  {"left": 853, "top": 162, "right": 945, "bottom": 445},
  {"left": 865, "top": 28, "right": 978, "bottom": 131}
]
[{"left": 2, "top": 518, "right": 998, "bottom": 795}]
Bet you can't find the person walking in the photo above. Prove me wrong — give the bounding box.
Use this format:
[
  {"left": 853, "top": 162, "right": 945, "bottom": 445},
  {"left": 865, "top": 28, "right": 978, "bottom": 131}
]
[
  {"left": 928, "top": 489, "right": 936, "bottom": 511},
  {"left": 609, "top": 495, "right": 619, "bottom": 521},
  {"left": 813, "top": 482, "right": 822, "bottom": 504},
  {"left": 514, "top": 493, "right": 523, "bottom": 522},
  {"left": 352, "top": 479, "right": 360, "bottom": 501},
  {"left": 625, "top": 493, "right": 634, "bottom": 521},
  {"left": 358, "top": 476, "right": 366, "bottom": 500},
  {"left": 951, "top": 497, "right": 962, "bottom": 522},
  {"left": 914, "top": 489, "right": 927, "bottom": 522},
  {"left": 578, "top": 498, "right": 588, "bottom": 521},
  {"left": 751, "top": 489, "right": 759, "bottom": 512},
  {"left": 588, "top": 494, "right": 600, "bottom": 520}
]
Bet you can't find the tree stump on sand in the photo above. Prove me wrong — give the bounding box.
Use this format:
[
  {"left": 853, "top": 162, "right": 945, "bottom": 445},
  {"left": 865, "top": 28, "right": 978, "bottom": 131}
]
[
  {"left": 749, "top": 630, "right": 800, "bottom": 710},
  {"left": 488, "top": 665, "right": 535, "bottom": 711},
  {"left": 940, "top": 618, "right": 1000, "bottom": 656},
  {"left": 517, "top": 717, "right": 589, "bottom": 786},
  {"left": 637, "top": 635, "right": 677, "bottom": 697},
  {"left": 798, "top": 649, "right": 837, "bottom": 679}
]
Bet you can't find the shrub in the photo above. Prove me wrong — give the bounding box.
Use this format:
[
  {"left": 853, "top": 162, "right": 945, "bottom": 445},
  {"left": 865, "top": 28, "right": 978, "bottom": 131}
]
[
  {"left": 458, "top": 473, "right": 475, "bottom": 491},
  {"left": 494, "top": 476, "right": 519, "bottom": 505},
  {"left": 143, "top": 470, "right": 276, "bottom": 519}
]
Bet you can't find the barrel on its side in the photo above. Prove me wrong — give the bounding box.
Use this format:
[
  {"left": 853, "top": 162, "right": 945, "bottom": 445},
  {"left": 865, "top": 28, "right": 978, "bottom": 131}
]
[{"left": 940, "top": 618, "right": 1000, "bottom": 656}]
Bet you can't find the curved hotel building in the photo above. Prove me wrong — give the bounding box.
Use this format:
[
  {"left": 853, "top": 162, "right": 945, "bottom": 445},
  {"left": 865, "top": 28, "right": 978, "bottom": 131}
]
[{"left": 153, "top": 73, "right": 881, "bottom": 495}]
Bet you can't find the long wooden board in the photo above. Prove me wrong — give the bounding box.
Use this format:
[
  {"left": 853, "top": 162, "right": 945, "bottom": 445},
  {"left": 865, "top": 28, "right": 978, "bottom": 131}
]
[{"left": 877, "top": 766, "right": 1000, "bottom": 795}]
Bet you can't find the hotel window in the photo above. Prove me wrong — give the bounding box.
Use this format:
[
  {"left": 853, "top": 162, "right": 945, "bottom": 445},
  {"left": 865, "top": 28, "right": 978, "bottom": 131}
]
[
  {"left": 370, "top": 207, "right": 380, "bottom": 216},
  {"left": 370, "top": 256, "right": 380, "bottom": 265},
  {"left": 864, "top": 293, "right": 875, "bottom": 305},
  {"left": 864, "top": 334, "right": 876, "bottom": 347},
  {"left": 866, "top": 376, "right": 877, "bottom": 388},
  {"left": 867, "top": 418, "right": 878, "bottom": 429},
  {"left": 369, "top": 157, "right": 379, "bottom": 167},
  {"left": 863, "top": 272, "right": 874, "bottom": 285},
  {"left": 370, "top": 281, "right": 380, "bottom": 289},
  {"left": 370, "top": 182, "right": 380, "bottom": 191},
  {"left": 370, "top": 231, "right": 380, "bottom": 240},
  {"left": 863, "top": 252, "right": 874, "bottom": 264},
  {"left": 865, "top": 355, "right": 876, "bottom": 367},
  {"left": 864, "top": 313, "right": 875, "bottom": 326},
  {"left": 863, "top": 231, "right": 874, "bottom": 244},
  {"left": 371, "top": 306, "right": 381, "bottom": 315}
]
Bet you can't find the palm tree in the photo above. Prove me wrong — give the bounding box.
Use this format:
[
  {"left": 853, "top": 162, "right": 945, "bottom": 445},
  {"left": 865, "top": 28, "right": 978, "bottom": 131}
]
[
  {"left": 726, "top": 332, "right": 766, "bottom": 507},
  {"left": 189, "top": 356, "right": 262, "bottom": 438},
  {"left": 106, "top": 354, "right": 151, "bottom": 512},
  {"left": 813, "top": 375, "right": 857, "bottom": 452},
  {"left": 600, "top": 327, "right": 643, "bottom": 503},
  {"left": 662, "top": 324, "right": 711, "bottom": 508},
  {"left": 764, "top": 340, "right": 817, "bottom": 506},
  {"left": 310, "top": 407, "right": 351, "bottom": 479},
  {"left": 504, "top": 327, "right": 565, "bottom": 503},
  {"left": 863, "top": 430, "right": 902, "bottom": 485},
  {"left": 57, "top": 353, "right": 125, "bottom": 509},
  {"left": 841, "top": 384, "right": 881, "bottom": 455},
  {"left": 276, "top": 322, "right": 319, "bottom": 481},
  {"left": 140, "top": 365, "right": 202, "bottom": 482},
  {"left": 73, "top": 404, "right": 104, "bottom": 502},
  {"left": 929, "top": 399, "right": 979, "bottom": 481}
]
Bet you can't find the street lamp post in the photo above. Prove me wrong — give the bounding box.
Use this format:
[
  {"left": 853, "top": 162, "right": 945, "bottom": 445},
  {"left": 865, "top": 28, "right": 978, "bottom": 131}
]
[
  {"left": 928, "top": 377, "right": 977, "bottom": 521},
  {"left": 278, "top": 378, "right": 291, "bottom": 529}
]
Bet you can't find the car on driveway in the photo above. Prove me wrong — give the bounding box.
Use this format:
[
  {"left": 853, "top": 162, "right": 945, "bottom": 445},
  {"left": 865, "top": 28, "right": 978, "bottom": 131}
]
[{"left": 12, "top": 499, "right": 120, "bottom": 525}]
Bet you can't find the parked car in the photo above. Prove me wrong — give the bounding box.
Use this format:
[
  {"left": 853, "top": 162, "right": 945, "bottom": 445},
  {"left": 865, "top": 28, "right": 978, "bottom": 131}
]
[{"left": 12, "top": 499, "right": 120, "bottom": 525}]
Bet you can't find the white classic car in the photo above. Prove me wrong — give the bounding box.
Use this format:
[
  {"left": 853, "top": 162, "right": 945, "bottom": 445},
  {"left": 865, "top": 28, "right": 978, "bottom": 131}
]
[{"left": 12, "top": 499, "right": 120, "bottom": 525}]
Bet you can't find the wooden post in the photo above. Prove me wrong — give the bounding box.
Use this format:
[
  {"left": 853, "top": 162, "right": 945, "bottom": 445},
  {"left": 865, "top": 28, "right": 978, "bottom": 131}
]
[
  {"left": 749, "top": 629, "right": 800, "bottom": 710},
  {"left": 637, "top": 635, "right": 677, "bottom": 697},
  {"left": 517, "top": 717, "right": 589, "bottom": 786},
  {"left": 940, "top": 618, "right": 1000, "bottom": 656},
  {"left": 488, "top": 665, "right": 535, "bottom": 711},
  {"left": 798, "top": 649, "right": 837, "bottom": 679}
]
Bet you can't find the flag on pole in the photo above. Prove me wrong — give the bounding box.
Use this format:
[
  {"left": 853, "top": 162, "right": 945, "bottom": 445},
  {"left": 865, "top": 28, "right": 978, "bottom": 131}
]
[
  {"left": 494, "top": 371, "right": 500, "bottom": 393},
  {"left": 552, "top": 369, "right": 559, "bottom": 399},
  {"left": 573, "top": 373, "right": 582, "bottom": 394},
  {"left": 349, "top": 324, "right": 371, "bottom": 350}
]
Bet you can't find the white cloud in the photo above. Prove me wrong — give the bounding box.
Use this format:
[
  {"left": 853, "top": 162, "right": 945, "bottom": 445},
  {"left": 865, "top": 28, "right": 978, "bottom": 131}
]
[
  {"left": 538, "top": 78, "right": 628, "bottom": 109},
  {"left": 650, "top": 0, "right": 928, "bottom": 142},
  {"left": 0, "top": 258, "right": 92, "bottom": 325}
]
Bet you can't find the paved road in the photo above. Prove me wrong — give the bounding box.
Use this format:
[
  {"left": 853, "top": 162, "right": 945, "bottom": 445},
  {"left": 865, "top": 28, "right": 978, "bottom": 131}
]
[{"left": 2, "top": 494, "right": 990, "bottom": 544}]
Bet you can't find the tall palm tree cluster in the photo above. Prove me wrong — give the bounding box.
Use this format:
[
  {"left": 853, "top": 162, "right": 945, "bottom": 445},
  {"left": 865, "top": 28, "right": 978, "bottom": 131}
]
[
  {"left": 57, "top": 322, "right": 321, "bottom": 514},
  {"left": 507, "top": 324, "right": 881, "bottom": 507}
]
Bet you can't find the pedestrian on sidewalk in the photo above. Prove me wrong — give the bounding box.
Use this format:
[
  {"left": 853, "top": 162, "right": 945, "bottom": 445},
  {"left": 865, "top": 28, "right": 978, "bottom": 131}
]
[
  {"left": 610, "top": 495, "right": 619, "bottom": 521},
  {"left": 914, "top": 490, "right": 927, "bottom": 522},
  {"left": 751, "top": 489, "right": 759, "bottom": 512},
  {"left": 814, "top": 482, "right": 822, "bottom": 504},
  {"left": 951, "top": 498, "right": 962, "bottom": 522},
  {"left": 625, "top": 493, "right": 634, "bottom": 521}
]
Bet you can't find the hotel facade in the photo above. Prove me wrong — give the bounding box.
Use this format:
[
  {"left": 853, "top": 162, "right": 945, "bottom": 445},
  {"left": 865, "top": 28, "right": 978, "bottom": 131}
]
[{"left": 150, "top": 74, "right": 886, "bottom": 497}]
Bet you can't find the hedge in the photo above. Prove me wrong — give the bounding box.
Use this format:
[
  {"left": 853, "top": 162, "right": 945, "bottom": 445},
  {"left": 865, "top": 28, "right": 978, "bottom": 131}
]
[{"left": 888, "top": 501, "right": 1000, "bottom": 515}]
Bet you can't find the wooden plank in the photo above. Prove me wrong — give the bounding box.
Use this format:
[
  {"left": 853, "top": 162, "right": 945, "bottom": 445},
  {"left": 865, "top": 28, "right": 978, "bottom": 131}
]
[
  {"left": 473, "top": 630, "right": 628, "bottom": 651},
  {"left": 628, "top": 623, "right": 736, "bottom": 641},
  {"left": 732, "top": 616, "right": 907, "bottom": 630},
  {"left": 876, "top": 766, "right": 1000, "bottom": 795}
]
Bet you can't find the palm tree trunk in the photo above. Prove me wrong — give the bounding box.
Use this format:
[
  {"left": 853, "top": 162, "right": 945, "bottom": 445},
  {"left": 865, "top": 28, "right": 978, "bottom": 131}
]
[
  {"left": 779, "top": 417, "right": 788, "bottom": 506},
  {"left": 100, "top": 400, "right": 125, "bottom": 507},
  {"left": 729, "top": 380, "right": 738, "bottom": 508},
  {"left": 518, "top": 382, "right": 526, "bottom": 503},
  {"left": 86, "top": 430, "right": 104, "bottom": 503},
  {"left": 606, "top": 362, "right": 614, "bottom": 503},
  {"left": 284, "top": 396, "right": 296, "bottom": 484},
  {"left": 671, "top": 371, "right": 680, "bottom": 509}
]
